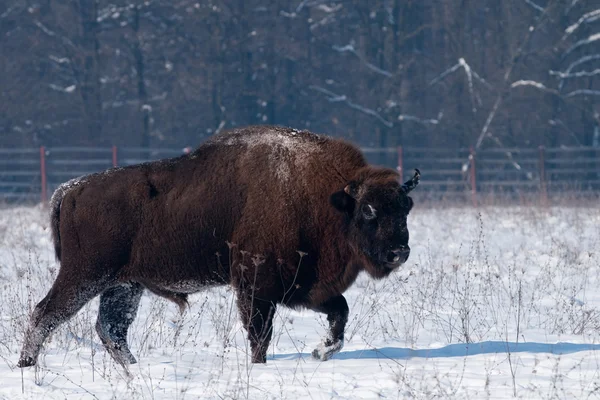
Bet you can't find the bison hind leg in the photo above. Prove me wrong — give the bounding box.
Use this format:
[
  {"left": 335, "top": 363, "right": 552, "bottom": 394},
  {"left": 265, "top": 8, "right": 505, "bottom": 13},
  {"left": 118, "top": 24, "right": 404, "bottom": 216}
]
[
  {"left": 96, "top": 282, "right": 144, "bottom": 366},
  {"left": 18, "top": 272, "right": 112, "bottom": 368}
]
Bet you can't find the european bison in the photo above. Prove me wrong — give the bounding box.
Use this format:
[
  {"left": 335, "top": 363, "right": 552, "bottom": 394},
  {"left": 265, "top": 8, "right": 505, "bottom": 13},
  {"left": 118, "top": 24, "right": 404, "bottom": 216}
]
[{"left": 18, "top": 125, "right": 419, "bottom": 367}]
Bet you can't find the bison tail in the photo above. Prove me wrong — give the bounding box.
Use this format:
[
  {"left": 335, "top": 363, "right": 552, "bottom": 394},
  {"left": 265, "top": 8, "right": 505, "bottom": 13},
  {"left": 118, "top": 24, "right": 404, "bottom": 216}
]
[
  {"left": 49, "top": 176, "right": 87, "bottom": 262},
  {"left": 49, "top": 186, "right": 65, "bottom": 262}
]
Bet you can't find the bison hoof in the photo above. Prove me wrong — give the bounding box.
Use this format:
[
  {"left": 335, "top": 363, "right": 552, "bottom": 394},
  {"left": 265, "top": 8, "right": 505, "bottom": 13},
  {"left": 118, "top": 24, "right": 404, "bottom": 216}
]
[
  {"left": 17, "top": 356, "right": 36, "bottom": 368},
  {"left": 108, "top": 347, "right": 137, "bottom": 366},
  {"left": 311, "top": 339, "right": 344, "bottom": 361},
  {"left": 251, "top": 353, "right": 267, "bottom": 364}
]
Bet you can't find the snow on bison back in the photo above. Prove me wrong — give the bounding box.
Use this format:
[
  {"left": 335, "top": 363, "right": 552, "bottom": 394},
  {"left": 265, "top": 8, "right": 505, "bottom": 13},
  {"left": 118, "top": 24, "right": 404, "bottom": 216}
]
[{"left": 18, "top": 125, "right": 420, "bottom": 367}]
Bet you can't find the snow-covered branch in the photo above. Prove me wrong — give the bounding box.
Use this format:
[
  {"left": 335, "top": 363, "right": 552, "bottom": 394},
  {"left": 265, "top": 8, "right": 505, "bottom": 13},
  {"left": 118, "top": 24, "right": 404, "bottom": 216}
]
[
  {"left": 33, "top": 20, "right": 56, "bottom": 36},
  {"left": 1, "top": 1, "right": 22, "bottom": 19},
  {"left": 97, "top": 4, "right": 135, "bottom": 23},
  {"left": 49, "top": 55, "right": 70, "bottom": 65},
  {"left": 102, "top": 92, "right": 167, "bottom": 109},
  {"left": 429, "top": 61, "right": 462, "bottom": 85},
  {"left": 563, "top": 9, "right": 600, "bottom": 39},
  {"left": 470, "top": 4, "right": 554, "bottom": 153},
  {"left": 565, "top": 89, "right": 600, "bottom": 98},
  {"left": 511, "top": 80, "right": 558, "bottom": 94},
  {"left": 316, "top": 4, "right": 342, "bottom": 13},
  {"left": 430, "top": 58, "right": 491, "bottom": 113},
  {"left": 564, "top": 33, "right": 600, "bottom": 56},
  {"left": 555, "top": 55, "right": 600, "bottom": 90},
  {"left": 296, "top": 0, "right": 309, "bottom": 13},
  {"left": 214, "top": 120, "right": 226, "bottom": 136},
  {"left": 524, "top": 0, "right": 544, "bottom": 13},
  {"left": 550, "top": 68, "right": 600, "bottom": 79},
  {"left": 49, "top": 84, "right": 76, "bottom": 93},
  {"left": 333, "top": 43, "right": 393, "bottom": 78},
  {"left": 565, "top": 0, "right": 582, "bottom": 15},
  {"left": 563, "top": 54, "right": 600, "bottom": 75},
  {"left": 475, "top": 97, "right": 501, "bottom": 149},
  {"left": 311, "top": 13, "right": 337, "bottom": 31},
  {"left": 32, "top": 19, "right": 77, "bottom": 50},
  {"left": 486, "top": 135, "right": 535, "bottom": 176},
  {"left": 548, "top": 119, "right": 581, "bottom": 145},
  {"left": 281, "top": 0, "right": 340, "bottom": 19},
  {"left": 310, "top": 85, "right": 393, "bottom": 128},
  {"left": 430, "top": 58, "right": 492, "bottom": 88},
  {"left": 384, "top": 0, "right": 394, "bottom": 24},
  {"left": 48, "top": 55, "right": 74, "bottom": 77},
  {"left": 397, "top": 114, "right": 440, "bottom": 125}
]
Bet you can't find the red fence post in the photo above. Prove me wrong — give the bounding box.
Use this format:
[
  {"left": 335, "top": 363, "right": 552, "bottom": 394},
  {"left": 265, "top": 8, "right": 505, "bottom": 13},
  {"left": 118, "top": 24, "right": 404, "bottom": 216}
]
[
  {"left": 469, "top": 146, "right": 477, "bottom": 207},
  {"left": 112, "top": 145, "right": 118, "bottom": 168},
  {"left": 397, "top": 146, "right": 403, "bottom": 183},
  {"left": 538, "top": 145, "right": 548, "bottom": 206},
  {"left": 40, "top": 146, "right": 47, "bottom": 205}
]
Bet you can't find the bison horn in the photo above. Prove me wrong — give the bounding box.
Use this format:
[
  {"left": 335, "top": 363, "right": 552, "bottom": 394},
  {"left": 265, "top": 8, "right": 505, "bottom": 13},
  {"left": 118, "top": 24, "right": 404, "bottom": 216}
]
[{"left": 402, "top": 169, "right": 420, "bottom": 193}]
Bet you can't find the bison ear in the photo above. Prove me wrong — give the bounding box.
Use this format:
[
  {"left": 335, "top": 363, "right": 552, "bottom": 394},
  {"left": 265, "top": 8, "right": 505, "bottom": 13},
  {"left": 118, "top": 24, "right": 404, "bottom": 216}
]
[{"left": 330, "top": 189, "right": 356, "bottom": 214}]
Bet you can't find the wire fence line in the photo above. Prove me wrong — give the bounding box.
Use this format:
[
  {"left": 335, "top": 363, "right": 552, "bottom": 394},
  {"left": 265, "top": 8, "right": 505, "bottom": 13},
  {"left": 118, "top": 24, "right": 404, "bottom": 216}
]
[{"left": 1, "top": 145, "right": 599, "bottom": 205}]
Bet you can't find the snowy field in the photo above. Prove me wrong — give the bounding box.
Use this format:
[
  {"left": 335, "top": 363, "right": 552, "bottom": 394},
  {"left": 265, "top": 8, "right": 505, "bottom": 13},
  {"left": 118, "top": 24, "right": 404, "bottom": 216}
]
[{"left": 1, "top": 204, "right": 600, "bottom": 399}]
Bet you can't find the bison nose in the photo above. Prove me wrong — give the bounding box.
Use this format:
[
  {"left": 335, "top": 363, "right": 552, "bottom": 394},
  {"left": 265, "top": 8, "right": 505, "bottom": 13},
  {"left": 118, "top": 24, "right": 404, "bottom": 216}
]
[{"left": 386, "top": 246, "right": 410, "bottom": 264}]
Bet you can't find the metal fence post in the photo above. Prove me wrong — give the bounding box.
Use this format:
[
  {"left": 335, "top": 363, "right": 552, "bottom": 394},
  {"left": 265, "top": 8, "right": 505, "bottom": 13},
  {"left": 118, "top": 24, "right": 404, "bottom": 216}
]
[
  {"left": 397, "top": 146, "right": 403, "bottom": 183},
  {"left": 469, "top": 146, "right": 477, "bottom": 207},
  {"left": 112, "top": 145, "right": 118, "bottom": 167},
  {"left": 40, "top": 146, "right": 47, "bottom": 205},
  {"left": 538, "top": 145, "right": 548, "bottom": 206}
]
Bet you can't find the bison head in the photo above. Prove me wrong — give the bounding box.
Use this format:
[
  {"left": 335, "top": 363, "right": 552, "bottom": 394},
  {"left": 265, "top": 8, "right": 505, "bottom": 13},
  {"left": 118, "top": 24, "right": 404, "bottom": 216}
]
[{"left": 331, "top": 168, "right": 420, "bottom": 278}]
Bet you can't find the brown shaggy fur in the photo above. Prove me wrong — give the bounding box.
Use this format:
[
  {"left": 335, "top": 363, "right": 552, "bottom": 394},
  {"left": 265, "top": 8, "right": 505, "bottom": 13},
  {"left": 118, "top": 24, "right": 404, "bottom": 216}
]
[{"left": 18, "top": 125, "right": 419, "bottom": 367}]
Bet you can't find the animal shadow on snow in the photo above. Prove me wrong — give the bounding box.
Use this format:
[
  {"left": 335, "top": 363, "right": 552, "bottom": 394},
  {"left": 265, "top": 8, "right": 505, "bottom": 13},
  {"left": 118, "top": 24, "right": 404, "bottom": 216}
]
[{"left": 270, "top": 341, "right": 600, "bottom": 361}]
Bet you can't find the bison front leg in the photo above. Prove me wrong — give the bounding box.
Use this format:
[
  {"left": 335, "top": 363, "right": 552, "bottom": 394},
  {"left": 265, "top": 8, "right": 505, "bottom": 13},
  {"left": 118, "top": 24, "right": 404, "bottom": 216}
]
[
  {"left": 311, "top": 295, "right": 349, "bottom": 361},
  {"left": 96, "top": 282, "right": 143, "bottom": 366},
  {"left": 238, "top": 295, "right": 276, "bottom": 363}
]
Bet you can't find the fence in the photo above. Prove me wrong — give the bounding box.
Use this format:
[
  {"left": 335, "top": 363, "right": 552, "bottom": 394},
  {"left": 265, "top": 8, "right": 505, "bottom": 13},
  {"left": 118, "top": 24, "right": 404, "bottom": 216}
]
[{"left": 1, "top": 145, "right": 599, "bottom": 205}]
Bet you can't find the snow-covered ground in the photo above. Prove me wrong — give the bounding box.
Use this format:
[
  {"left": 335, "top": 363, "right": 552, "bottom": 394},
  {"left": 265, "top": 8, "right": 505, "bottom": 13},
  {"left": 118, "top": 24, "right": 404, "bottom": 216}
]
[{"left": 1, "top": 204, "right": 599, "bottom": 399}]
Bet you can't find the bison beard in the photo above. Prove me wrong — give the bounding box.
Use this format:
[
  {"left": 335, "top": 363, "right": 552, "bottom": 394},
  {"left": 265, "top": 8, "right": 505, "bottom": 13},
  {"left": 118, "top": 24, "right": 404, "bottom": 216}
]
[{"left": 18, "top": 125, "right": 419, "bottom": 368}]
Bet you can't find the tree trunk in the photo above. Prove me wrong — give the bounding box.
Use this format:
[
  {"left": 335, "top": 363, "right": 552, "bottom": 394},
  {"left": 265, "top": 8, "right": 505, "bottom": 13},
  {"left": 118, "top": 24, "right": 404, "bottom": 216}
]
[
  {"left": 76, "top": 0, "right": 102, "bottom": 145},
  {"left": 132, "top": 7, "right": 150, "bottom": 149}
]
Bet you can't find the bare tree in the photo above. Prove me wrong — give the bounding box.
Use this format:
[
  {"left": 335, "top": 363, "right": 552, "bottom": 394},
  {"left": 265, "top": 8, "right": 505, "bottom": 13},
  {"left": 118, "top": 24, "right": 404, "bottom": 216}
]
[{"left": 1, "top": 0, "right": 598, "bottom": 149}]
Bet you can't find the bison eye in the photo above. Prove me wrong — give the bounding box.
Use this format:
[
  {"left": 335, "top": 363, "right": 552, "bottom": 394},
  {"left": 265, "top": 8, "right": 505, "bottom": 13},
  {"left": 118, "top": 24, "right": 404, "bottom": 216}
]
[{"left": 361, "top": 204, "right": 377, "bottom": 220}]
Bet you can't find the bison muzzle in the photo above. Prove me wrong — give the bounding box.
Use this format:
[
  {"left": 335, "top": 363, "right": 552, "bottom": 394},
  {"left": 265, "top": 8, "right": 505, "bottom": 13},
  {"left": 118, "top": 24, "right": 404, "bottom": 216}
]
[{"left": 18, "top": 125, "right": 419, "bottom": 367}]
